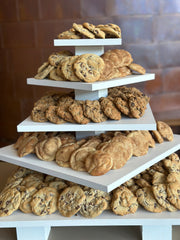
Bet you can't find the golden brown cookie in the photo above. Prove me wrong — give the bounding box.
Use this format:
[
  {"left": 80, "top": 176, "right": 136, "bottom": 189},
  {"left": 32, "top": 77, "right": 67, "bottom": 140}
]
[
  {"left": 111, "top": 186, "right": 138, "bottom": 216},
  {"left": 58, "top": 28, "right": 82, "bottom": 39},
  {"left": 114, "top": 96, "right": 131, "bottom": 116},
  {"left": 85, "top": 150, "right": 113, "bottom": 176},
  {"left": 0, "top": 187, "right": 21, "bottom": 217},
  {"left": 97, "top": 23, "right": 121, "bottom": 38},
  {"left": 31, "top": 103, "right": 50, "bottom": 122},
  {"left": 49, "top": 68, "right": 65, "bottom": 81},
  {"left": 73, "top": 53, "right": 104, "bottom": 83},
  {"left": 58, "top": 185, "right": 86, "bottom": 217},
  {"left": 167, "top": 182, "right": 180, "bottom": 209},
  {"left": 46, "top": 106, "right": 66, "bottom": 124},
  {"left": 55, "top": 142, "right": 80, "bottom": 168},
  {"left": 136, "top": 187, "right": 165, "bottom": 213},
  {"left": 61, "top": 56, "right": 81, "bottom": 82},
  {"left": 83, "top": 22, "right": 105, "bottom": 38},
  {"left": 19, "top": 186, "right": 38, "bottom": 213},
  {"left": 83, "top": 100, "right": 107, "bottom": 123},
  {"left": 152, "top": 184, "right": 177, "bottom": 212},
  {"left": 127, "top": 131, "right": 149, "bottom": 156},
  {"left": 99, "top": 97, "right": 121, "bottom": 120},
  {"left": 151, "top": 130, "right": 164, "bottom": 143},
  {"left": 157, "top": 121, "right": 174, "bottom": 141},
  {"left": 70, "top": 146, "right": 96, "bottom": 172},
  {"left": 101, "top": 49, "right": 133, "bottom": 68},
  {"left": 68, "top": 101, "right": 90, "bottom": 124},
  {"left": 31, "top": 187, "right": 58, "bottom": 216},
  {"left": 35, "top": 137, "right": 62, "bottom": 161},
  {"left": 17, "top": 135, "right": 38, "bottom": 157},
  {"left": 34, "top": 64, "right": 54, "bottom": 79},
  {"left": 128, "top": 63, "right": 146, "bottom": 74},
  {"left": 73, "top": 23, "right": 95, "bottom": 39}
]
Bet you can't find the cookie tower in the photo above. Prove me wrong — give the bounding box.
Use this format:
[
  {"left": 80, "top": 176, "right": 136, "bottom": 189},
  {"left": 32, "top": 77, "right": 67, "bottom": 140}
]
[{"left": 0, "top": 23, "right": 179, "bottom": 240}]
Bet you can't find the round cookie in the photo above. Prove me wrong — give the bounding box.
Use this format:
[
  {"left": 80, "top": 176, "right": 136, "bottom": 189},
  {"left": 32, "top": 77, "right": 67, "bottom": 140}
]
[
  {"left": 128, "top": 95, "right": 147, "bottom": 118},
  {"left": 70, "top": 146, "right": 96, "bottom": 172},
  {"left": 55, "top": 142, "right": 80, "bottom": 168},
  {"left": 127, "top": 131, "right": 149, "bottom": 156},
  {"left": 80, "top": 193, "right": 107, "bottom": 218},
  {"left": 151, "top": 130, "right": 164, "bottom": 143},
  {"left": 114, "top": 96, "right": 130, "bottom": 116},
  {"left": 34, "top": 64, "right": 54, "bottom": 79},
  {"left": 58, "top": 185, "right": 85, "bottom": 217},
  {"left": 136, "top": 187, "right": 165, "bottom": 213},
  {"left": 46, "top": 106, "right": 66, "bottom": 124},
  {"left": 19, "top": 186, "right": 38, "bottom": 213},
  {"left": 68, "top": 101, "right": 90, "bottom": 124},
  {"left": 83, "top": 100, "right": 107, "bottom": 123},
  {"left": 85, "top": 150, "right": 113, "bottom": 176},
  {"left": 83, "top": 22, "right": 105, "bottom": 38},
  {"left": 157, "top": 121, "right": 174, "bottom": 141},
  {"left": 58, "top": 28, "right": 81, "bottom": 39},
  {"left": 111, "top": 186, "right": 138, "bottom": 216},
  {"left": 152, "top": 184, "right": 177, "bottom": 212},
  {"left": 17, "top": 135, "right": 38, "bottom": 158},
  {"left": 128, "top": 63, "right": 146, "bottom": 74},
  {"left": 99, "top": 97, "right": 121, "bottom": 120},
  {"left": 49, "top": 68, "right": 65, "bottom": 81},
  {"left": 74, "top": 53, "right": 104, "bottom": 83},
  {"left": 35, "top": 137, "right": 61, "bottom": 161},
  {"left": 98, "top": 134, "right": 133, "bottom": 170},
  {"left": 167, "top": 182, "right": 180, "bottom": 209},
  {"left": 96, "top": 23, "right": 121, "bottom": 38},
  {"left": 31, "top": 103, "right": 50, "bottom": 122},
  {"left": 0, "top": 187, "right": 21, "bottom": 217},
  {"left": 61, "top": 56, "right": 80, "bottom": 82},
  {"left": 72, "top": 23, "right": 95, "bottom": 39},
  {"left": 31, "top": 187, "right": 58, "bottom": 216}
]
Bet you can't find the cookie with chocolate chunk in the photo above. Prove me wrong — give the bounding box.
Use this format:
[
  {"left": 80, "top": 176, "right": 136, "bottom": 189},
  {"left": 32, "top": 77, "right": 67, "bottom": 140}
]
[
  {"left": 58, "top": 185, "right": 85, "bottom": 217},
  {"left": 73, "top": 23, "right": 95, "bottom": 39},
  {"left": 99, "top": 97, "right": 121, "bottom": 120},
  {"left": 74, "top": 54, "right": 104, "bottom": 83},
  {"left": 83, "top": 100, "right": 107, "bottom": 123}
]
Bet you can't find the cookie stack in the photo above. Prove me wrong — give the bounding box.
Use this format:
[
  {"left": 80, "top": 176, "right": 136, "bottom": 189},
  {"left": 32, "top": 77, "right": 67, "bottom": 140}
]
[
  {"left": 30, "top": 86, "right": 150, "bottom": 124},
  {"left": 125, "top": 153, "right": 180, "bottom": 213},
  {"left": 14, "top": 121, "right": 174, "bottom": 176},
  {"left": 57, "top": 22, "right": 121, "bottom": 39},
  {"left": 34, "top": 49, "right": 146, "bottom": 83},
  {"left": 0, "top": 167, "right": 111, "bottom": 218}
]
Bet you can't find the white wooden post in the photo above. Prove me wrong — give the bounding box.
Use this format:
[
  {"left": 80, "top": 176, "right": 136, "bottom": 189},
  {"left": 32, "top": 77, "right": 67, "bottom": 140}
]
[
  {"left": 142, "top": 225, "right": 172, "bottom": 240},
  {"left": 75, "top": 46, "right": 104, "bottom": 56},
  {"left": 16, "top": 226, "right": 51, "bottom": 240}
]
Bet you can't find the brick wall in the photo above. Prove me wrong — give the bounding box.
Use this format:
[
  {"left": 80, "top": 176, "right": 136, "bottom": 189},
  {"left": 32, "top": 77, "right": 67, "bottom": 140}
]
[{"left": 0, "top": 0, "right": 180, "bottom": 145}]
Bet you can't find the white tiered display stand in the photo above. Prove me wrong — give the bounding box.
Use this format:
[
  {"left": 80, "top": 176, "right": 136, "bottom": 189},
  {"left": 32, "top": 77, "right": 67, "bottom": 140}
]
[{"left": 0, "top": 38, "right": 179, "bottom": 240}]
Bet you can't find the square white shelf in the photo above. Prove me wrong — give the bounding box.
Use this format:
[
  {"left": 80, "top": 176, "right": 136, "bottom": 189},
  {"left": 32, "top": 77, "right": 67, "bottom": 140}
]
[
  {"left": 54, "top": 38, "right": 122, "bottom": 46},
  {"left": 17, "top": 104, "right": 156, "bottom": 133},
  {"left": 0, "top": 134, "right": 179, "bottom": 193},
  {"left": 27, "top": 73, "right": 155, "bottom": 91},
  {"left": 0, "top": 207, "right": 180, "bottom": 228}
]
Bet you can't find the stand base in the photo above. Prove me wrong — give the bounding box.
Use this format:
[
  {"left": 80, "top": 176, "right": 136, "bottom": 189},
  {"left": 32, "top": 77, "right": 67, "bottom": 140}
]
[
  {"left": 142, "top": 225, "right": 172, "bottom": 240},
  {"left": 16, "top": 226, "right": 51, "bottom": 240}
]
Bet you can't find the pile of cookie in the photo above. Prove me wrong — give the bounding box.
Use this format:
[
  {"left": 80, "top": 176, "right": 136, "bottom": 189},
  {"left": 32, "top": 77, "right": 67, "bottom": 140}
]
[
  {"left": 0, "top": 167, "right": 111, "bottom": 218},
  {"left": 123, "top": 152, "right": 180, "bottom": 213},
  {"left": 34, "top": 49, "right": 146, "bottom": 83},
  {"left": 0, "top": 150, "right": 179, "bottom": 218},
  {"left": 31, "top": 86, "right": 150, "bottom": 124},
  {"left": 14, "top": 120, "right": 174, "bottom": 176},
  {"left": 57, "top": 22, "right": 121, "bottom": 39}
]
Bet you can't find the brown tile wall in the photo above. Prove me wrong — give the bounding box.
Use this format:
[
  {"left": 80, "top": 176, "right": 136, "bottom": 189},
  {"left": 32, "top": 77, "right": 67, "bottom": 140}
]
[{"left": 0, "top": 0, "right": 180, "bottom": 144}]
